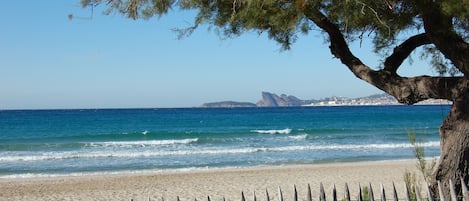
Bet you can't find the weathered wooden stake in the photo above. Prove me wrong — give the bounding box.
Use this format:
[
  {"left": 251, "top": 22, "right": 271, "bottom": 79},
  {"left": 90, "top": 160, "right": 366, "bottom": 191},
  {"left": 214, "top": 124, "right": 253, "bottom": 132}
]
[
  {"left": 438, "top": 180, "right": 446, "bottom": 201},
  {"left": 253, "top": 191, "right": 257, "bottom": 201},
  {"left": 368, "top": 183, "right": 375, "bottom": 201},
  {"left": 207, "top": 195, "right": 211, "bottom": 201},
  {"left": 449, "top": 180, "right": 458, "bottom": 201},
  {"left": 461, "top": 177, "right": 469, "bottom": 201},
  {"left": 241, "top": 191, "right": 246, "bottom": 201},
  {"left": 404, "top": 182, "right": 411, "bottom": 201},
  {"left": 294, "top": 185, "right": 298, "bottom": 201},
  {"left": 415, "top": 184, "right": 422, "bottom": 201},
  {"left": 332, "top": 184, "right": 337, "bottom": 201},
  {"left": 278, "top": 186, "right": 284, "bottom": 201},
  {"left": 344, "top": 183, "right": 351, "bottom": 201},
  {"left": 380, "top": 183, "right": 386, "bottom": 201},
  {"left": 392, "top": 182, "right": 399, "bottom": 201},
  {"left": 424, "top": 182, "right": 433, "bottom": 201},
  {"left": 266, "top": 189, "right": 270, "bottom": 201},
  {"left": 358, "top": 183, "right": 363, "bottom": 201},
  {"left": 307, "top": 184, "right": 312, "bottom": 201},
  {"left": 319, "top": 183, "right": 326, "bottom": 201}
]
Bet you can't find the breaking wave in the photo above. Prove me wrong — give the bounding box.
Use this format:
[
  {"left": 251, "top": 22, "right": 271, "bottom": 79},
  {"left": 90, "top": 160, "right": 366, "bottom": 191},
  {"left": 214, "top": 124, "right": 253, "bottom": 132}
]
[
  {"left": 85, "top": 138, "right": 199, "bottom": 148},
  {"left": 0, "top": 141, "right": 440, "bottom": 162},
  {"left": 251, "top": 128, "right": 292, "bottom": 134}
]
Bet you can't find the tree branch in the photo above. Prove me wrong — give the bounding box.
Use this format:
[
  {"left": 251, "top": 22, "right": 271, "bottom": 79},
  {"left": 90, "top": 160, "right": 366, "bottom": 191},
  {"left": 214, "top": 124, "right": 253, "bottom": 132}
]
[
  {"left": 420, "top": 1, "right": 469, "bottom": 78},
  {"left": 301, "top": 5, "right": 468, "bottom": 104},
  {"left": 383, "top": 33, "right": 431, "bottom": 74},
  {"left": 383, "top": 76, "right": 468, "bottom": 104},
  {"left": 303, "top": 7, "right": 365, "bottom": 69}
]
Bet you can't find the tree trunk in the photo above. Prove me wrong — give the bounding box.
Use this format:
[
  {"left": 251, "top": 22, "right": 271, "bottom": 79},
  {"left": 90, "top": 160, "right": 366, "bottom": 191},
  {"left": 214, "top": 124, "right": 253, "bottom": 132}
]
[{"left": 432, "top": 92, "right": 469, "bottom": 200}]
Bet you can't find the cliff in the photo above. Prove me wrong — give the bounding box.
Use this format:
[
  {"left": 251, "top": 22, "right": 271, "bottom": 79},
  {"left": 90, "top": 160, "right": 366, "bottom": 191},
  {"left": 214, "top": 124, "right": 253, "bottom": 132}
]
[{"left": 256, "top": 92, "right": 305, "bottom": 107}]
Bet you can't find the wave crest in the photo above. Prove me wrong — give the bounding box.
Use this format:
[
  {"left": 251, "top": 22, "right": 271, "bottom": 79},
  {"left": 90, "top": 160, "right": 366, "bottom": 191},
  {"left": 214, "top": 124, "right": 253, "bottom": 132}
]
[
  {"left": 251, "top": 128, "right": 292, "bottom": 134},
  {"left": 0, "top": 141, "right": 440, "bottom": 162},
  {"left": 86, "top": 138, "right": 199, "bottom": 148}
]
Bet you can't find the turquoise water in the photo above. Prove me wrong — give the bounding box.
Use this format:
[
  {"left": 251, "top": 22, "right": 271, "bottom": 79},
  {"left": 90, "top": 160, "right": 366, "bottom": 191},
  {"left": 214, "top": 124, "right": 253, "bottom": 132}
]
[{"left": 0, "top": 105, "right": 449, "bottom": 178}]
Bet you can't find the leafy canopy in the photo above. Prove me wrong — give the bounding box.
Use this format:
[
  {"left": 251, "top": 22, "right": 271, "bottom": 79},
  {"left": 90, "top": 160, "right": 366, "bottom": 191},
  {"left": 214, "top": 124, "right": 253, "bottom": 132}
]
[{"left": 78, "top": 0, "right": 469, "bottom": 75}]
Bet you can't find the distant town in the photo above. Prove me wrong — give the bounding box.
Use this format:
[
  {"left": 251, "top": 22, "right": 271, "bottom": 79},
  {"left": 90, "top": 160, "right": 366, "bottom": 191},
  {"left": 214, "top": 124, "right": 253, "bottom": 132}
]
[
  {"left": 303, "top": 93, "right": 451, "bottom": 106},
  {"left": 200, "top": 92, "right": 452, "bottom": 108}
]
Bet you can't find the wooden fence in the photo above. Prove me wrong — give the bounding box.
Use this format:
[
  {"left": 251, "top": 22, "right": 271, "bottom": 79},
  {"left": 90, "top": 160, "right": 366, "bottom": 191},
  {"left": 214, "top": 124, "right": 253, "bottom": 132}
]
[{"left": 138, "top": 178, "right": 469, "bottom": 201}]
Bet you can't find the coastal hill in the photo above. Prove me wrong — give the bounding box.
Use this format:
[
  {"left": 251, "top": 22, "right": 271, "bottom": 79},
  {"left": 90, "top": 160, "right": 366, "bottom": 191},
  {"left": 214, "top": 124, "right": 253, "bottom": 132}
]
[
  {"left": 200, "top": 92, "right": 451, "bottom": 108},
  {"left": 256, "top": 92, "right": 305, "bottom": 107}
]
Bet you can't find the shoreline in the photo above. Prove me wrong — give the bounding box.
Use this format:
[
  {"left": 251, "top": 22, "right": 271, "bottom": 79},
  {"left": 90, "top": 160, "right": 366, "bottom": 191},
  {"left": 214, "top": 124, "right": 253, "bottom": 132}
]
[
  {"left": 0, "top": 158, "right": 417, "bottom": 180},
  {"left": 0, "top": 159, "right": 425, "bottom": 201}
]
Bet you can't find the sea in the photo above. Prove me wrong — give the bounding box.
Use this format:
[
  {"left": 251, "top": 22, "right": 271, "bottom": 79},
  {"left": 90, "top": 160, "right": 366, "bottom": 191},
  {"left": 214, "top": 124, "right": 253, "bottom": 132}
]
[{"left": 0, "top": 105, "right": 450, "bottom": 179}]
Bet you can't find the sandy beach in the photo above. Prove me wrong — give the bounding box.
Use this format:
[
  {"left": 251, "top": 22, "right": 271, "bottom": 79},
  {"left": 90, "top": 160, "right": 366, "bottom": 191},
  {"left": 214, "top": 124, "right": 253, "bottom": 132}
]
[{"left": 0, "top": 160, "right": 425, "bottom": 201}]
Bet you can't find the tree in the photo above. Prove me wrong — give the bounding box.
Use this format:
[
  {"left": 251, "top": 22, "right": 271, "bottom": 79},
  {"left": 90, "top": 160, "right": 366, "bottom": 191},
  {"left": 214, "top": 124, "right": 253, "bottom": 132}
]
[{"left": 76, "top": 0, "right": 469, "bottom": 199}]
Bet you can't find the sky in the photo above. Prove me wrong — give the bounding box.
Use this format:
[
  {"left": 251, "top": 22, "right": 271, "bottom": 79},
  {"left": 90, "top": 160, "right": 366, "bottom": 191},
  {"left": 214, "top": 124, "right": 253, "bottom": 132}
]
[{"left": 0, "top": 1, "right": 436, "bottom": 109}]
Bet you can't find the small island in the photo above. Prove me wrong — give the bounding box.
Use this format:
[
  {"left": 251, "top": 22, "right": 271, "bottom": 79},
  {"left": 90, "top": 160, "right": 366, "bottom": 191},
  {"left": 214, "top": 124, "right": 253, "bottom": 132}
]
[{"left": 200, "top": 101, "right": 257, "bottom": 108}]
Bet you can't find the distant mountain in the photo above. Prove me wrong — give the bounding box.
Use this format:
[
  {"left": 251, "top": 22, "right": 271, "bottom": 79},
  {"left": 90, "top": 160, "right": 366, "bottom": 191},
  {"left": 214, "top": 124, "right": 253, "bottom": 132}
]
[
  {"left": 200, "top": 92, "right": 451, "bottom": 108},
  {"left": 256, "top": 92, "right": 305, "bottom": 107}
]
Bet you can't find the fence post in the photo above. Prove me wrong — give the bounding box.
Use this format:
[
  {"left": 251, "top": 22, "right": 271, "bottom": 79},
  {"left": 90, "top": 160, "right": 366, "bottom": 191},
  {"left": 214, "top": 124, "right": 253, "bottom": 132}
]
[
  {"left": 404, "top": 181, "right": 411, "bottom": 201},
  {"left": 380, "top": 183, "right": 386, "bottom": 201},
  {"left": 307, "top": 184, "right": 312, "bottom": 201},
  {"left": 266, "top": 189, "right": 270, "bottom": 201},
  {"left": 345, "top": 183, "right": 351, "bottom": 201},
  {"left": 369, "top": 183, "right": 375, "bottom": 201},
  {"left": 424, "top": 182, "right": 434, "bottom": 201},
  {"left": 320, "top": 183, "right": 326, "bottom": 201},
  {"left": 358, "top": 183, "right": 363, "bottom": 201},
  {"left": 461, "top": 177, "right": 469, "bottom": 201},
  {"left": 415, "top": 184, "right": 422, "bottom": 201},
  {"left": 333, "top": 184, "right": 337, "bottom": 201},
  {"left": 294, "top": 185, "right": 298, "bottom": 201},
  {"left": 278, "top": 186, "right": 284, "bottom": 201},
  {"left": 254, "top": 191, "right": 257, "bottom": 201},
  {"left": 449, "top": 180, "right": 458, "bottom": 201},
  {"left": 438, "top": 180, "right": 446, "bottom": 201},
  {"left": 392, "top": 182, "right": 399, "bottom": 201},
  {"left": 242, "top": 191, "right": 246, "bottom": 201}
]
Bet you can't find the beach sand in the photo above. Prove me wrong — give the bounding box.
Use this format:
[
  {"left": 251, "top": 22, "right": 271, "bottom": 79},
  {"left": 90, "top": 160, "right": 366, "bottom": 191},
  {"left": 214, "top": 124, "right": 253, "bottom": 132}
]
[{"left": 0, "top": 160, "right": 424, "bottom": 201}]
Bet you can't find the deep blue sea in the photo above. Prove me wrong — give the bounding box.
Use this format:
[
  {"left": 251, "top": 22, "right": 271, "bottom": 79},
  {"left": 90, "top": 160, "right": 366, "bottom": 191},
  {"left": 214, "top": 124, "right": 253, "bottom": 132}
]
[{"left": 0, "top": 105, "right": 449, "bottom": 178}]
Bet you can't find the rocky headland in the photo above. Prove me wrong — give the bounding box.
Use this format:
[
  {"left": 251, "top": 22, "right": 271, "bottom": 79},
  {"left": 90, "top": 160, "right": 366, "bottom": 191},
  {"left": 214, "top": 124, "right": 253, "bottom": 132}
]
[{"left": 200, "top": 92, "right": 451, "bottom": 108}]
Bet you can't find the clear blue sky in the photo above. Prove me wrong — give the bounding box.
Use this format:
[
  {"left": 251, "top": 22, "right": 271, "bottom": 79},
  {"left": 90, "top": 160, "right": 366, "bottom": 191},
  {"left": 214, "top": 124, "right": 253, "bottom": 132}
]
[{"left": 0, "top": 1, "right": 435, "bottom": 109}]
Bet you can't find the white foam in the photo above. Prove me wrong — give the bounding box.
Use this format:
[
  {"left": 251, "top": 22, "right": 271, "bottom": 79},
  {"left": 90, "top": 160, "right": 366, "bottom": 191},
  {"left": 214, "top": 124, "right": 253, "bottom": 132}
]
[
  {"left": 0, "top": 141, "right": 440, "bottom": 162},
  {"left": 288, "top": 134, "right": 308, "bottom": 140},
  {"left": 86, "top": 138, "right": 199, "bottom": 148},
  {"left": 251, "top": 128, "right": 292, "bottom": 134},
  {"left": 268, "top": 141, "right": 440, "bottom": 152},
  {"left": 0, "top": 166, "right": 239, "bottom": 179}
]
